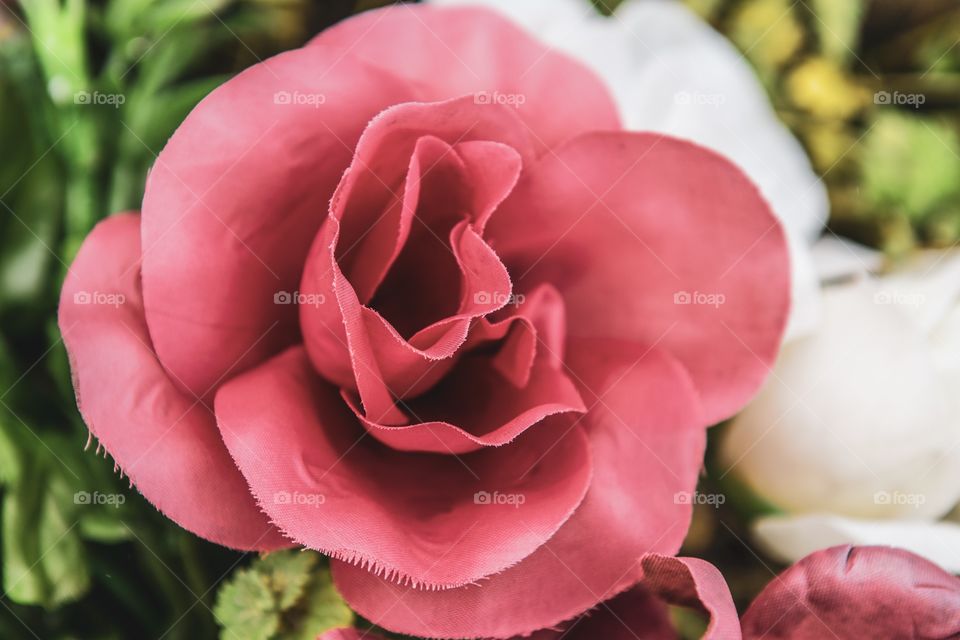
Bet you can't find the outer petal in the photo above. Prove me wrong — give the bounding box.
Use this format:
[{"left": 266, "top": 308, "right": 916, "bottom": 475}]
[
  {"left": 753, "top": 514, "right": 960, "bottom": 575},
  {"left": 638, "top": 555, "right": 741, "bottom": 640},
  {"left": 536, "top": 555, "right": 740, "bottom": 639},
  {"left": 214, "top": 347, "right": 591, "bottom": 589},
  {"left": 311, "top": 4, "right": 620, "bottom": 152},
  {"left": 488, "top": 132, "right": 789, "bottom": 425},
  {"left": 58, "top": 214, "right": 287, "bottom": 550},
  {"left": 141, "top": 42, "right": 415, "bottom": 399},
  {"left": 741, "top": 545, "right": 960, "bottom": 639},
  {"left": 317, "top": 631, "right": 386, "bottom": 640},
  {"left": 332, "top": 339, "right": 707, "bottom": 639},
  {"left": 430, "top": 0, "right": 827, "bottom": 244}
]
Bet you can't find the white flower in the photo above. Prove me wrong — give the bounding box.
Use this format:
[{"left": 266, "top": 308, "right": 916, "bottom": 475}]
[
  {"left": 429, "top": 0, "right": 829, "bottom": 339},
  {"left": 722, "top": 252, "right": 960, "bottom": 572}
]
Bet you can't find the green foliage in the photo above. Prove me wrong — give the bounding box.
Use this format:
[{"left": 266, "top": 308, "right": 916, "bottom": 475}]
[
  {"left": 214, "top": 551, "right": 353, "bottom": 640},
  {"left": 861, "top": 112, "right": 960, "bottom": 221}
]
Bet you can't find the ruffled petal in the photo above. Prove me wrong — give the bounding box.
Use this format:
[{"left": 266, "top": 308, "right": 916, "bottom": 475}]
[
  {"left": 741, "top": 545, "right": 960, "bottom": 639},
  {"left": 214, "top": 347, "right": 591, "bottom": 589},
  {"left": 638, "top": 555, "right": 741, "bottom": 640},
  {"left": 332, "top": 339, "right": 706, "bottom": 638},
  {"left": 311, "top": 3, "right": 621, "bottom": 151},
  {"left": 140, "top": 42, "right": 415, "bottom": 399},
  {"left": 353, "top": 283, "right": 584, "bottom": 454},
  {"left": 59, "top": 214, "right": 287, "bottom": 550},
  {"left": 532, "top": 555, "right": 738, "bottom": 639},
  {"left": 299, "top": 97, "right": 534, "bottom": 418},
  {"left": 487, "top": 132, "right": 790, "bottom": 424}
]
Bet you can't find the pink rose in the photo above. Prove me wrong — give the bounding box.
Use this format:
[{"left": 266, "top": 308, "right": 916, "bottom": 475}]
[{"left": 59, "top": 4, "right": 788, "bottom": 638}]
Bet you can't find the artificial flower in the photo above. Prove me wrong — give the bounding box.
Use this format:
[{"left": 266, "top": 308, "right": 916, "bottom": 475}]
[{"left": 59, "top": 4, "right": 788, "bottom": 637}]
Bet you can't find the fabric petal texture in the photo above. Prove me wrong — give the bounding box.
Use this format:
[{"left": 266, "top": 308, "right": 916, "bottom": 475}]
[
  {"left": 488, "top": 132, "right": 790, "bottom": 425},
  {"left": 741, "top": 545, "right": 960, "bottom": 639},
  {"left": 59, "top": 214, "right": 287, "bottom": 551},
  {"left": 332, "top": 340, "right": 707, "bottom": 638},
  {"left": 311, "top": 3, "right": 621, "bottom": 152},
  {"left": 58, "top": 4, "right": 793, "bottom": 638},
  {"left": 214, "top": 347, "right": 592, "bottom": 589}
]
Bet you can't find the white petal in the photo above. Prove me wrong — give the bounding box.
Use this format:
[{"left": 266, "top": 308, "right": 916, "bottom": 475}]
[
  {"left": 722, "top": 279, "right": 960, "bottom": 520},
  {"left": 878, "top": 250, "right": 960, "bottom": 334},
  {"left": 753, "top": 514, "right": 960, "bottom": 574},
  {"left": 812, "top": 235, "right": 885, "bottom": 283},
  {"left": 784, "top": 232, "right": 821, "bottom": 342}
]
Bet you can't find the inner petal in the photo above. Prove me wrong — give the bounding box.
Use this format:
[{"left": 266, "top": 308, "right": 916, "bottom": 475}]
[
  {"left": 350, "top": 284, "right": 583, "bottom": 454},
  {"left": 299, "top": 97, "right": 531, "bottom": 408},
  {"left": 363, "top": 136, "right": 520, "bottom": 338}
]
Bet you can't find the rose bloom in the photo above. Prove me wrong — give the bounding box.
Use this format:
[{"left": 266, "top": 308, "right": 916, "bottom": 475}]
[{"left": 59, "top": 4, "right": 789, "bottom": 638}]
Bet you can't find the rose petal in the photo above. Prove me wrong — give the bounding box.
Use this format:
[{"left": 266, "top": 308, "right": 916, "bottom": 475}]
[
  {"left": 526, "top": 555, "right": 739, "bottom": 639},
  {"left": 488, "top": 132, "right": 790, "bottom": 425},
  {"left": 59, "top": 214, "right": 287, "bottom": 550},
  {"left": 311, "top": 3, "right": 621, "bottom": 151},
  {"left": 141, "top": 41, "right": 415, "bottom": 399},
  {"left": 741, "top": 545, "right": 960, "bottom": 639},
  {"left": 332, "top": 339, "right": 706, "bottom": 638},
  {"left": 639, "top": 554, "right": 741, "bottom": 640},
  {"left": 299, "top": 97, "right": 532, "bottom": 421},
  {"left": 346, "top": 353, "right": 585, "bottom": 454},
  {"left": 317, "top": 630, "right": 386, "bottom": 640},
  {"left": 352, "top": 283, "right": 583, "bottom": 454},
  {"left": 214, "top": 346, "right": 591, "bottom": 588}
]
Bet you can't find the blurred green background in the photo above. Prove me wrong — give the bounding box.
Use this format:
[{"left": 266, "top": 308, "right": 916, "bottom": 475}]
[{"left": 0, "top": 0, "right": 958, "bottom": 638}]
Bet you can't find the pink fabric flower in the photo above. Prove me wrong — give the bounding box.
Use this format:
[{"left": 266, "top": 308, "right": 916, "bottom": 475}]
[{"left": 59, "top": 4, "right": 788, "bottom": 638}]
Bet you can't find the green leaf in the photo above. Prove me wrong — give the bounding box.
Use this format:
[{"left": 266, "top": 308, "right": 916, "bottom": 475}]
[
  {"left": 2, "top": 455, "right": 90, "bottom": 607},
  {"left": 214, "top": 551, "right": 352, "bottom": 640},
  {"left": 281, "top": 565, "right": 353, "bottom": 640},
  {"left": 0, "top": 153, "right": 63, "bottom": 308},
  {"left": 214, "top": 569, "right": 281, "bottom": 640},
  {"left": 259, "top": 550, "right": 318, "bottom": 610},
  {"left": 861, "top": 112, "right": 960, "bottom": 220}
]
